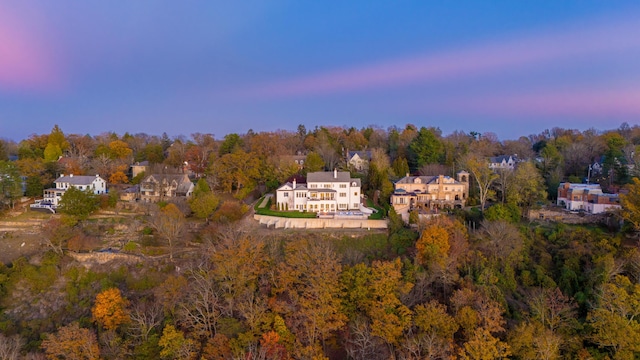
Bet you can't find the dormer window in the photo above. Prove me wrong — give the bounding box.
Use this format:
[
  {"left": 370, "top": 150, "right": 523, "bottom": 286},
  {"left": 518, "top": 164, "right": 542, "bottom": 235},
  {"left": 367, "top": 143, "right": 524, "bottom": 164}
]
[{"left": 414, "top": 178, "right": 421, "bottom": 184}]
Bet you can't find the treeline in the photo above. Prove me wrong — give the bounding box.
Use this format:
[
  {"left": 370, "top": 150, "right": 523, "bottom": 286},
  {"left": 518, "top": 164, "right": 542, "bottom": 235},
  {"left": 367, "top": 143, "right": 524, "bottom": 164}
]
[{"left": 1, "top": 122, "right": 640, "bottom": 210}]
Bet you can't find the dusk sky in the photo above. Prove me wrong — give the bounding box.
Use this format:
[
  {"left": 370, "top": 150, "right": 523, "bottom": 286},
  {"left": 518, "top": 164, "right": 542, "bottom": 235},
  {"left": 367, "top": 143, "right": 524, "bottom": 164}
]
[{"left": 1, "top": 1, "right": 640, "bottom": 141}]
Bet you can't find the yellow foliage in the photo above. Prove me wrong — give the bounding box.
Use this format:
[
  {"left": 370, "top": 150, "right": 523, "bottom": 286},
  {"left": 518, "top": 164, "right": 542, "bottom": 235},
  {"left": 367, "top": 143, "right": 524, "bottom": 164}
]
[
  {"left": 416, "top": 225, "right": 450, "bottom": 267},
  {"left": 109, "top": 170, "right": 129, "bottom": 184},
  {"left": 41, "top": 322, "right": 100, "bottom": 360},
  {"left": 92, "top": 287, "right": 130, "bottom": 330}
]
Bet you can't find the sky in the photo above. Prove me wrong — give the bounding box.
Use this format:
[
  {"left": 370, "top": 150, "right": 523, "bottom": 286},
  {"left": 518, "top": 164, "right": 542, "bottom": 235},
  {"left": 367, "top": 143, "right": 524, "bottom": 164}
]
[{"left": 1, "top": 1, "right": 640, "bottom": 142}]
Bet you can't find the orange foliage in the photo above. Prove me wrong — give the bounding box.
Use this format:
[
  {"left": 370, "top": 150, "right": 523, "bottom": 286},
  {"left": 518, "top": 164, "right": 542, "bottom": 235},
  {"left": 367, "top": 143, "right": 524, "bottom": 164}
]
[{"left": 92, "top": 288, "right": 130, "bottom": 330}]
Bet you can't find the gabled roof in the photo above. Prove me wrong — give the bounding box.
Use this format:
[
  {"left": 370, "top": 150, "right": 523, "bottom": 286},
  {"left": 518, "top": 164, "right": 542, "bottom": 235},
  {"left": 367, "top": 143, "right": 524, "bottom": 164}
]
[
  {"left": 277, "top": 181, "right": 308, "bottom": 191},
  {"left": 144, "top": 173, "right": 190, "bottom": 184},
  {"left": 395, "top": 175, "right": 461, "bottom": 185},
  {"left": 348, "top": 151, "right": 371, "bottom": 159},
  {"left": 54, "top": 175, "right": 103, "bottom": 186},
  {"left": 489, "top": 155, "right": 517, "bottom": 164}
]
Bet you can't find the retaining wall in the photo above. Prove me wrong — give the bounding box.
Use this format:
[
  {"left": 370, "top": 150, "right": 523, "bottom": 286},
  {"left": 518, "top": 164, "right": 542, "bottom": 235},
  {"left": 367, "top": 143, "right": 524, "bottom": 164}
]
[{"left": 254, "top": 214, "right": 387, "bottom": 229}]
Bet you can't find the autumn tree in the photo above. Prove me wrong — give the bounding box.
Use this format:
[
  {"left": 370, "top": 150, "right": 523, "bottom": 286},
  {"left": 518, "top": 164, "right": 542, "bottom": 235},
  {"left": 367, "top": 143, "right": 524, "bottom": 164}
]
[
  {"left": 44, "top": 125, "right": 69, "bottom": 162},
  {"left": 620, "top": 177, "right": 640, "bottom": 233},
  {"left": 587, "top": 275, "right": 640, "bottom": 359},
  {"left": 416, "top": 224, "right": 450, "bottom": 268},
  {"left": 92, "top": 287, "right": 130, "bottom": 331},
  {"left": 150, "top": 203, "right": 186, "bottom": 261},
  {"left": 211, "top": 149, "right": 260, "bottom": 198},
  {"left": 189, "top": 178, "right": 220, "bottom": 221},
  {"left": 401, "top": 300, "right": 459, "bottom": 359},
  {"left": 462, "top": 154, "right": 498, "bottom": 211},
  {"left": 304, "top": 151, "right": 325, "bottom": 173},
  {"left": 41, "top": 322, "right": 100, "bottom": 360},
  {"left": 368, "top": 148, "right": 394, "bottom": 203},
  {"left": 507, "top": 161, "right": 547, "bottom": 216},
  {"left": 41, "top": 218, "right": 77, "bottom": 255},
  {"left": 342, "top": 259, "right": 413, "bottom": 355},
  {"left": 274, "top": 239, "right": 346, "bottom": 358},
  {"left": 158, "top": 324, "right": 197, "bottom": 360}
]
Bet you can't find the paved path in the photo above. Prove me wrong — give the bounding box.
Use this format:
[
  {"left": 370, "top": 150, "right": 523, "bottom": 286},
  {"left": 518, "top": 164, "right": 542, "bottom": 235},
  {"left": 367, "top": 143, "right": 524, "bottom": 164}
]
[{"left": 258, "top": 194, "right": 272, "bottom": 209}]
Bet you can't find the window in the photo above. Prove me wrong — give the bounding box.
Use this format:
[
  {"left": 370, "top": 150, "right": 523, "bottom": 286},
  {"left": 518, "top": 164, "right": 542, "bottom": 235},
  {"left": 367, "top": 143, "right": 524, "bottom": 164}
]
[
  {"left": 339, "top": 192, "right": 346, "bottom": 197},
  {"left": 324, "top": 184, "right": 331, "bottom": 188},
  {"left": 283, "top": 192, "right": 289, "bottom": 197},
  {"left": 340, "top": 184, "right": 347, "bottom": 188},
  {"left": 354, "top": 192, "right": 358, "bottom": 197},
  {"left": 310, "top": 184, "right": 317, "bottom": 188},
  {"left": 353, "top": 203, "right": 359, "bottom": 208}
]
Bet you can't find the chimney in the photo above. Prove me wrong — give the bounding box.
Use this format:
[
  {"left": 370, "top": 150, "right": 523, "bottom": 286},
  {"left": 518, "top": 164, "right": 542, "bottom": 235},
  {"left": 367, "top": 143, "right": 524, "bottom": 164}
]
[
  {"left": 334, "top": 168, "right": 337, "bottom": 179},
  {"left": 293, "top": 178, "right": 297, "bottom": 188},
  {"left": 61, "top": 174, "right": 64, "bottom": 178},
  {"left": 70, "top": 174, "right": 73, "bottom": 178},
  {"left": 406, "top": 172, "right": 409, "bottom": 178}
]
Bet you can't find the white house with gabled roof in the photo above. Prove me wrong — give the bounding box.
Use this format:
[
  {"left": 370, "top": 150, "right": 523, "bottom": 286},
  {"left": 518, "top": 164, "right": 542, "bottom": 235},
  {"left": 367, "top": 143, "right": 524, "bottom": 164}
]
[
  {"left": 276, "top": 170, "right": 361, "bottom": 212},
  {"left": 32, "top": 174, "right": 107, "bottom": 210}
]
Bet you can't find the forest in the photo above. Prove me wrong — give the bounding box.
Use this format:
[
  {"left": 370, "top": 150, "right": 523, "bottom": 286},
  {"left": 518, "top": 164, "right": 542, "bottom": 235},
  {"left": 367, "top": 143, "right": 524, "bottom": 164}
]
[{"left": 0, "top": 122, "right": 640, "bottom": 359}]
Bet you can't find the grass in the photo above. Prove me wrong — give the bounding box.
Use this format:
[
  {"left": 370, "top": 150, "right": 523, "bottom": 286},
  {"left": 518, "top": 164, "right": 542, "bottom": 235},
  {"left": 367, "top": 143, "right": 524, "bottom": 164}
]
[
  {"left": 366, "top": 199, "right": 385, "bottom": 220},
  {"left": 254, "top": 195, "right": 317, "bottom": 218},
  {"left": 255, "top": 207, "right": 318, "bottom": 218},
  {"left": 330, "top": 233, "right": 389, "bottom": 258}
]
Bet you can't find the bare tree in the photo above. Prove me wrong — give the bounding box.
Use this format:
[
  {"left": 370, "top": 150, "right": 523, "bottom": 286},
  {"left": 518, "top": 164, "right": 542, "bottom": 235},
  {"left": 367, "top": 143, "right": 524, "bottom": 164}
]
[
  {"left": 149, "top": 203, "right": 186, "bottom": 261},
  {"left": 129, "top": 300, "right": 164, "bottom": 341},
  {"left": 0, "top": 334, "right": 24, "bottom": 360},
  {"left": 461, "top": 154, "right": 498, "bottom": 212}
]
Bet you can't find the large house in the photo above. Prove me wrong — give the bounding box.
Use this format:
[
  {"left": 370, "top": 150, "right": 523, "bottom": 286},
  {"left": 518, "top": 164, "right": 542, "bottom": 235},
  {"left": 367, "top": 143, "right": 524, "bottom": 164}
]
[
  {"left": 347, "top": 151, "right": 371, "bottom": 172},
  {"left": 32, "top": 174, "right": 107, "bottom": 210},
  {"left": 557, "top": 182, "right": 620, "bottom": 214},
  {"left": 276, "top": 170, "right": 361, "bottom": 212},
  {"left": 489, "top": 155, "right": 518, "bottom": 171},
  {"left": 391, "top": 172, "right": 469, "bottom": 219},
  {"left": 139, "top": 173, "right": 194, "bottom": 202}
]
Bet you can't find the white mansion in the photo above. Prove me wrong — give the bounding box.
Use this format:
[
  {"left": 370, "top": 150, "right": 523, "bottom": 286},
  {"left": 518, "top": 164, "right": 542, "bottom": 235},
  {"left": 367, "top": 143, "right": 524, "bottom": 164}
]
[{"left": 276, "top": 170, "right": 362, "bottom": 212}]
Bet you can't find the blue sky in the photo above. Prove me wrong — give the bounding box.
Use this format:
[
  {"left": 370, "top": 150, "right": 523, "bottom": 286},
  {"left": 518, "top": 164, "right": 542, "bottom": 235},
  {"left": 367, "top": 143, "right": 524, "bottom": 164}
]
[{"left": 1, "top": 1, "right": 639, "bottom": 141}]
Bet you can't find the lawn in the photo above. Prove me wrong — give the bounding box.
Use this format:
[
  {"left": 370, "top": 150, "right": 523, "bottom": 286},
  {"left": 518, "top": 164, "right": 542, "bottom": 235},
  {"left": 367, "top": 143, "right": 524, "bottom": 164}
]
[{"left": 254, "top": 196, "right": 317, "bottom": 218}]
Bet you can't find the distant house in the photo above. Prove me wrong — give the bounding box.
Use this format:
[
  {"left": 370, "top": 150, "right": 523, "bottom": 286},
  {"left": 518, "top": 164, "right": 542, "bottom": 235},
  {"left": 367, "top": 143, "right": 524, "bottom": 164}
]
[
  {"left": 488, "top": 155, "right": 518, "bottom": 171},
  {"left": 280, "top": 154, "right": 307, "bottom": 170},
  {"left": 276, "top": 170, "right": 362, "bottom": 212},
  {"left": 131, "top": 161, "right": 150, "bottom": 178},
  {"left": 391, "top": 172, "right": 469, "bottom": 217},
  {"left": 31, "top": 174, "right": 107, "bottom": 210},
  {"left": 557, "top": 182, "right": 620, "bottom": 214},
  {"left": 119, "top": 185, "right": 139, "bottom": 202},
  {"left": 139, "top": 173, "right": 194, "bottom": 202},
  {"left": 347, "top": 151, "right": 371, "bottom": 172}
]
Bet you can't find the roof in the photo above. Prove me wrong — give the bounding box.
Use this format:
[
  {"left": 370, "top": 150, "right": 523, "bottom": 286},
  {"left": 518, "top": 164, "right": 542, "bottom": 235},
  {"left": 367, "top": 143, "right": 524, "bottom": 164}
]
[
  {"left": 144, "top": 174, "right": 190, "bottom": 184},
  {"left": 307, "top": 171, "right": 360, "bottom": 186},
  {"left": 348, "top": 151, "right": 371, "bottom": 159},
  {"left": 54, "top": 175, "right": 103, "bottom": 186},
  {"left": 395, "top": 175, "right": 461, "bottom": 185},
  {"left": 489, "top": 155, "right": 517, "bottom": 163}
]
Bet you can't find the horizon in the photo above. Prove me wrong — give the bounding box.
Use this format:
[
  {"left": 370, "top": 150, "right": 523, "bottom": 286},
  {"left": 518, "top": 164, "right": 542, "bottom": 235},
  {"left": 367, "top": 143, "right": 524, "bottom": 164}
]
[{"left": 1, "top": 1, "right": 639, "bottom": 141}]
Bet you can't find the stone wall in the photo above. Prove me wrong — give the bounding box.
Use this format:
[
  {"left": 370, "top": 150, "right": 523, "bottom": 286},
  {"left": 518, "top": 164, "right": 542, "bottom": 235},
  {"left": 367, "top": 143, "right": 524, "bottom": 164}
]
[
  {"left": 68, "top": 252, "right": 143, "bottom": 267},
  {"left": 254, "top": 214, "right": 387, "bottom": 229}
]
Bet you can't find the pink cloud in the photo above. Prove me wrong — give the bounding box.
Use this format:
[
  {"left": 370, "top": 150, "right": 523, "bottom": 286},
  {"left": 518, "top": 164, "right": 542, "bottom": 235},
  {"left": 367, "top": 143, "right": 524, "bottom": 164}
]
[
  {"left": 243, "top": 15, "right": 640, "bottom": 99},
  {"left": 0, "top": 4, "right": 63, "bottom": 93},
  {"left": 438, "top": 87, "right": 640, "bottom": 118}
]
